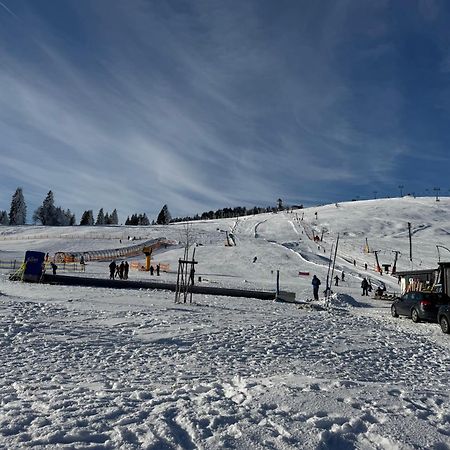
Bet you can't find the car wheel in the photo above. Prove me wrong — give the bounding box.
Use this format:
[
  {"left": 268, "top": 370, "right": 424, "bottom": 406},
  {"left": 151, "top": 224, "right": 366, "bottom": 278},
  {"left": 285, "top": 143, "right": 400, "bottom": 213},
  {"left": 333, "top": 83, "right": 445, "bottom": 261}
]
[
  {"left": 391, "top": 305, "right": 398, "bottom": 318},
  {"left": 440, "top": 316, "right": 450, "bottom": 334},
  {"left": 411, "top": 308, "right": 420, "bottom": 323}
]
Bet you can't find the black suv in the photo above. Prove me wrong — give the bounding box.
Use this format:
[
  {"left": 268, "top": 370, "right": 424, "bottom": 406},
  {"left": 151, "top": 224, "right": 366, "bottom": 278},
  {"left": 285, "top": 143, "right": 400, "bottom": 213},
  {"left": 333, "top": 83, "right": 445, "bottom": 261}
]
[
  {"left": 437, "top": 305, "right": 450, "bottom": 333},
  {"left": 391, "top": 291, "right": 450, "bottom": 323}
]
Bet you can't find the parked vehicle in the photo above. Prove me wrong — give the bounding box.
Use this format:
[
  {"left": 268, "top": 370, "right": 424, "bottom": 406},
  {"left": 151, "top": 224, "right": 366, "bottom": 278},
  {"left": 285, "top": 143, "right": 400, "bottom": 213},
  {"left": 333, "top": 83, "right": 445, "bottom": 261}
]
[
  {"left": 437, "top": 305, "right": 450, "bottom": 333},
  {"left": 391, "top": 291, "right": 450, "bottom": 323}
]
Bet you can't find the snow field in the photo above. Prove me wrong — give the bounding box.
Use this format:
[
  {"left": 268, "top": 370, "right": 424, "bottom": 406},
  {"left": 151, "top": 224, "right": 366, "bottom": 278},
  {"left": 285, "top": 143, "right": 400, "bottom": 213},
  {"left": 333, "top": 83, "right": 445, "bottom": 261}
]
[{"left": 0, "top": 197, "right": 450, "bottom": 448}]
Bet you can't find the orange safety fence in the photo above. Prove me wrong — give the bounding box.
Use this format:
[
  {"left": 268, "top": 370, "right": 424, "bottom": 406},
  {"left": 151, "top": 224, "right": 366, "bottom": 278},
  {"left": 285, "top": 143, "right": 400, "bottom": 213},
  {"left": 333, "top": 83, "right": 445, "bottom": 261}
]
[{"left": 130, "top": 261, "right": 170, "bottom": 272}]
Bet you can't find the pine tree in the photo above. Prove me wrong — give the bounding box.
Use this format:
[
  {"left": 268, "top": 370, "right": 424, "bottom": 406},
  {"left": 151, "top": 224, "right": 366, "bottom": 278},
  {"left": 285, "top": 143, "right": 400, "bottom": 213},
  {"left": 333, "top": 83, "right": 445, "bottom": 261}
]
[
  {"left": 80, "top": 210, "right": 94, "bottom": 226},
  {"left": 33, "top": 191, "right": 56, "bottom": 225},
  {"left": 9, "top": 187, "right": 27, "bottom": 225},
  {"left": 110, "top": 209, "right": 118, "bottom": 225},
  {"left": 156, "top": 204, "right": 171, "bottom": 225},
  {"left": 0, "top": 210, "right": 8, "bottom": 225},
  {"left": 104, "top": 212, "right": 110, "bottom": 225},
  {"left": 67, "top": 210, "right": 76, "bottom": 226},
  {"left": 96, "top": 208, "right": 105, "bottom": 225},
  {"left": 140, "top": 213, "right": 150, "bottom": 225}
]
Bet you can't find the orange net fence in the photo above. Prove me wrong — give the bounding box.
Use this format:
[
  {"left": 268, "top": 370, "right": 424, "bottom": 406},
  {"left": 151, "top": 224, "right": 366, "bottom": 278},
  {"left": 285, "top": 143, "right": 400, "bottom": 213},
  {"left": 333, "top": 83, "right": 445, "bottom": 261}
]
[{"left": 130, "top": 262, "right": 170, "bottom": 272}]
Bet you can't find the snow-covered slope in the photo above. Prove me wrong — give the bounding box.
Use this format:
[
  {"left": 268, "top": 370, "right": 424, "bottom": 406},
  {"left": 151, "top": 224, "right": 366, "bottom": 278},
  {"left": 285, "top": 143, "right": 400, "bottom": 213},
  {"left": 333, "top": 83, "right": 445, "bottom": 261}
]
[{"left": 0, "top": 197, "right": 449, "bottom": 449}]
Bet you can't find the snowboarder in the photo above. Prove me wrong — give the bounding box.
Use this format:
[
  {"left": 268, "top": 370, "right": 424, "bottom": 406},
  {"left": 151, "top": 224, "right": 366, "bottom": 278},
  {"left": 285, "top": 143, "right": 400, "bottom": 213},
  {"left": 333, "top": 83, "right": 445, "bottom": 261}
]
[
  {"left": 361, "top": 278, "right": 369, "bottom": 296},
  {"left": 156, "top": 264, "right": 160, "bottom": 276},
  {"left": 124, "top": 261, "right": 129, "bottom": 279},
  {"left": 50, "top": 262, "right": 57, "bottom": 275},
  {"left": 334, "top": 275, "right": 339, "bottom": 286},
  {"left": 109, "top": 261, "right": 116, "bottom": 279},
  {"left": 312, "top": 275, "right": 321, "bottom": 301}
]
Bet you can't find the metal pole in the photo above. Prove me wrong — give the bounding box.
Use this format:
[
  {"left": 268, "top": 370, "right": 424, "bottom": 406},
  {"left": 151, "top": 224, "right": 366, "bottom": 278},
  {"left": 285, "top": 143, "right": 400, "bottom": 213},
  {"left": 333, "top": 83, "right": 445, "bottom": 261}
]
[
  {"left": 330, "top": 234, "right": 340, "bottom": 293},
  {"left": 325, "top": 243, "right": 334, "bottom": 298},
  {"left": 276, "top": 270, "right": 280, "bottom": 298},
  {"left": 408, "top": 222, "right": 412, "bottom": 262}
]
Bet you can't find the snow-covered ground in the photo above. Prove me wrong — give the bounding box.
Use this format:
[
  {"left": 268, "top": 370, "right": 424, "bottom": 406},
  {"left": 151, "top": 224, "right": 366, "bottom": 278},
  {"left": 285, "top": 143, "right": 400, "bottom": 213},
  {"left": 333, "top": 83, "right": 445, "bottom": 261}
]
[{"left": 0, "top": 197, "right": 450, "bottom": 449}]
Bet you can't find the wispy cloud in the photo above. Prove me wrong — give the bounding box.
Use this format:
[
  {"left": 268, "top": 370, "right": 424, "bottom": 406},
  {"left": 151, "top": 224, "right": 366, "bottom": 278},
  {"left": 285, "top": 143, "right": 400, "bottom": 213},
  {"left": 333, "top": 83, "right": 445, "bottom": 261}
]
[
  {"left": 0, "top": 0, "right": 16, "bottom": 18},
  {"left": 0, "top": 0, "right": 448, "bottom": 221}
]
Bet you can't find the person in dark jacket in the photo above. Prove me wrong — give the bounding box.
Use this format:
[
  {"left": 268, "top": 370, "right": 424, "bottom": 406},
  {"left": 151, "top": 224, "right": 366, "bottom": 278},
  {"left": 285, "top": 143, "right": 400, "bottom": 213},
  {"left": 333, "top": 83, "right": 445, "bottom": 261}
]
[
  {"left": 156, "top": 264, "right": 160, "bottom": 276},
  {"left": 50, "top": 262, "right": 58, "bottom": 275},
  {"left": 119, "top": 261, "right": 125, "bottom": 279},
  {"left": 334, "top": 275, "right": 339, "bottom": 286},
  {"left": 109, "top": 261, "right": 116, "bottom": 279},
  {"left": 124, "top": 261, "right": 129, "bottom": 279},
  {"left": 361, "top": 277, "right": 369, "bottom": 296},
  {"left": 312, "top": 275, "right": 321, "bottom": 300},
  {"left": 150, "top": 265, "right": 154, "bottom": 275}
]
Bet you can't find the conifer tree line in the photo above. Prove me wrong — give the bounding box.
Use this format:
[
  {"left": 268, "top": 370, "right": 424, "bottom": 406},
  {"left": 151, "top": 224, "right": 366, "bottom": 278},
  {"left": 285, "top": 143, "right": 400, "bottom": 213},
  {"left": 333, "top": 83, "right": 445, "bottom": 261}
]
[
  {"left": 169, "top": 204, "right": 301, "bottom": 223},
  {"left": 125, "top": 213, "right": 150, "bottom": 226},
  {"left": 1, "top": 187, "right": 295, "bottom": 227}
]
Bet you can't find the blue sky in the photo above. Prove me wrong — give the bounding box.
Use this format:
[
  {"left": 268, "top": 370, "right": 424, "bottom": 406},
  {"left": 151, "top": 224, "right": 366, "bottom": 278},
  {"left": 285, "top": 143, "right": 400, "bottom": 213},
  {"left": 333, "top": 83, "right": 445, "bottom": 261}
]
[{"left": 1, "top": 0, "right": 449, "bottom": 223}]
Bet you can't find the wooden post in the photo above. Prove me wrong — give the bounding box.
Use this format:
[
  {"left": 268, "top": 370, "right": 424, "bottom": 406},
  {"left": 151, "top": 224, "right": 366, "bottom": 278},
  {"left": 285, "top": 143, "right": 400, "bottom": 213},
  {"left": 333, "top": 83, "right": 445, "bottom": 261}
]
[{"left": 175, "top": 258, "right": 182, "bottom": 303}]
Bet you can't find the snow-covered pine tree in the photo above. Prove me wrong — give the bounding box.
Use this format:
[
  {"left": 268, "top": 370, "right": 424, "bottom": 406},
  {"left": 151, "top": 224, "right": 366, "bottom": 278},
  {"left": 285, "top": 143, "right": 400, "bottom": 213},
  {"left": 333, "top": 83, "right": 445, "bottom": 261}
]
[
  {"left": 96, "top": 208, "right": 105, "bottom": 225},
  {"left": 9, "top": 187, "right": 27, "bottom": 225},
  {"left": 156, "top": 204, "right": 171, "bottom": 225}
]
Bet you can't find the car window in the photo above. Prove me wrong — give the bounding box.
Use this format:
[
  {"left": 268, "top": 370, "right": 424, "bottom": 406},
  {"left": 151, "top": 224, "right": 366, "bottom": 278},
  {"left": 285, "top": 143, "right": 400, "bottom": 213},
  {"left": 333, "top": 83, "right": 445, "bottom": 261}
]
[{"left": 403, "top": 293, "right": 413, "bottom": 302}]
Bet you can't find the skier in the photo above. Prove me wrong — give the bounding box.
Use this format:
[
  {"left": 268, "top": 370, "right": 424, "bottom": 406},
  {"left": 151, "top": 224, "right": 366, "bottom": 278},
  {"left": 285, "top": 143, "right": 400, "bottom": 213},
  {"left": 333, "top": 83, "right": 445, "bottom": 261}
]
[
  {"left": 312, "top": 275, "right": 321, "bottom": 301},
  {"left": 253, "top": 256, "right": 258, "bottom": 263},
  {"left": 361, "top": 277, "right": 369, "bottom": 296},
  {"left": 334, "top": 275, "right": 339, "bottom": 286},
  {"left": 109, "top": 261, "right": 116, "bottom": 279}
]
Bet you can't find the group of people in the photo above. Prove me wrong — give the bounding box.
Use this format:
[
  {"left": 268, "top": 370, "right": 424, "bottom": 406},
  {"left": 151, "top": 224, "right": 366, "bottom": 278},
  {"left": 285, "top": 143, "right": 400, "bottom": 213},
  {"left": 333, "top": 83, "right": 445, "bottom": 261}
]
[
  {"left": 311, "top": 272, "right": 385, "bottom": 299},
  {"left": 109, "top": 260, "right": 129, "bottom": 280},
  {"left": 149, "top": 264, "right": 160, "bottom": 276}
]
